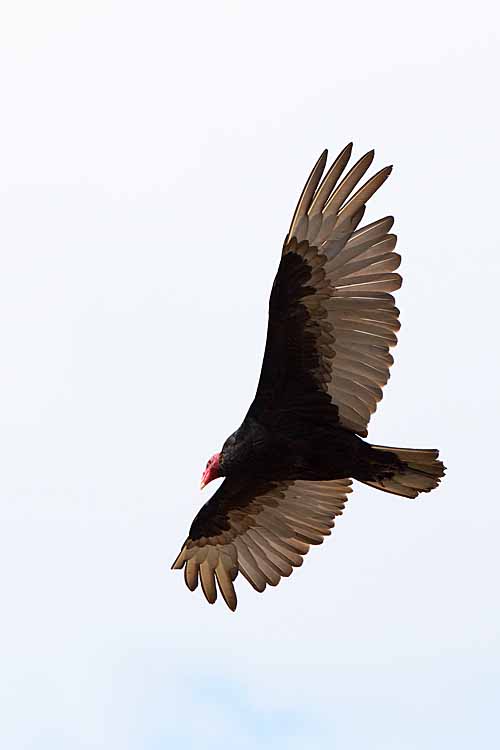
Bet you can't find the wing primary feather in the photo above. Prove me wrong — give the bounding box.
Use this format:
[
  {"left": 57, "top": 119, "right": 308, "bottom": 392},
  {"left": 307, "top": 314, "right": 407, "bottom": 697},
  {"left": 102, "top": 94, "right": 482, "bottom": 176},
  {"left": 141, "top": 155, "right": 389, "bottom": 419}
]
[
  {"left": 215, "top": 560, "right": 237, "bottom": 611},
  {"left": 336, "top": 166, "right": 392, "bottom": 225},
  {"left": 199, "top": 559, "right": 217, "bottom": 604},
  {"left": 323, "top": 150, "right": 375, "bottom": 217},
  {"left": 184, "top": 558, "right": 199, "bottom": 592},
  {"left": 288, "top": 150, "right": 328, "bottom": 242},
  {"left": 308, "top": 142, "right": 353, "bottom": 216}
]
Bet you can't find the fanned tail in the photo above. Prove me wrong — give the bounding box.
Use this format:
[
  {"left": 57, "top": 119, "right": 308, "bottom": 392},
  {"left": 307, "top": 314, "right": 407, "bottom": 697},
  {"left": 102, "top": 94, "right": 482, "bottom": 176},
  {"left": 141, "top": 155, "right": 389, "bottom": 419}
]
[{"left": 361, "top": 444, "right": 445, "bottom": 498}]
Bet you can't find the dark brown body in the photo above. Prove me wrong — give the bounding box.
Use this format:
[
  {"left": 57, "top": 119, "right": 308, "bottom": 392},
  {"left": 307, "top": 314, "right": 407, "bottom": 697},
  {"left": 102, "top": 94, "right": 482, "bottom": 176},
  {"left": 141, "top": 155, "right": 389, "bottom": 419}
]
[{"left": 219, "top": 417, "right": 403, "bottom": 484}]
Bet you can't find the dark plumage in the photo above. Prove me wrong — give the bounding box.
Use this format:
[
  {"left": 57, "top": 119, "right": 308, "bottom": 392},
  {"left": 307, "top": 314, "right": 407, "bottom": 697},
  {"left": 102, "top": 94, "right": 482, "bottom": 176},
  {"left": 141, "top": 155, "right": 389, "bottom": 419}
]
[{"left": 172, "top": 144, "right": 445, "bottom": 611}]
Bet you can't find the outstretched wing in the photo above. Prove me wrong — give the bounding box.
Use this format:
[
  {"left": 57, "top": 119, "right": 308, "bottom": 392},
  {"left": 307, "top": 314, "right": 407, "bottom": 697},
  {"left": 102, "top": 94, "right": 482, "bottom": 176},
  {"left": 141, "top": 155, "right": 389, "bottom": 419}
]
[
  {"left": 248, "top": 144, "right": 401, "bottom": 437},
  {"left": 172, "top": 476, "right": 351, "bottom": 610}
]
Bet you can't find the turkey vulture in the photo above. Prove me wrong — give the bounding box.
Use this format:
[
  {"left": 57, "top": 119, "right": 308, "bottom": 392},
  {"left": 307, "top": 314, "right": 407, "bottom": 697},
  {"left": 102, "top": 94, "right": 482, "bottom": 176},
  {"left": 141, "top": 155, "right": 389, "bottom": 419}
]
[{"left": 172, "top": 144, "right": 444, "bottom": 611}]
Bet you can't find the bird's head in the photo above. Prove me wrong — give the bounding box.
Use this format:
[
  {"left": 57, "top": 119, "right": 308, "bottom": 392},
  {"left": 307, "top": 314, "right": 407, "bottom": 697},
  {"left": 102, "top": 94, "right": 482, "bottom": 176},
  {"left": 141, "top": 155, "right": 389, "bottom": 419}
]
[{"left": 200, "top": 452, "right": 222, "bottom": 490}]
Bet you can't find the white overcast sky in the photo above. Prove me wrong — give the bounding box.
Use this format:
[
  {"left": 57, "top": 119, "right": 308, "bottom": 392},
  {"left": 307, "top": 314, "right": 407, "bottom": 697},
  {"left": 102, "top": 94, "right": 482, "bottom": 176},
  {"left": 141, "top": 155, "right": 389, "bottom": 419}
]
[{"left": 1, "top": 1, "right": 499, "bottom": 748}]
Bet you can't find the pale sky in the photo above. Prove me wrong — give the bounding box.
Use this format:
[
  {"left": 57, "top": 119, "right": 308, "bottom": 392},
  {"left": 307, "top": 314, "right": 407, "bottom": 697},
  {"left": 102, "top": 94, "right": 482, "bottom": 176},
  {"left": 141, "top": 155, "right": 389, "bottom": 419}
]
[{"left": 1, "top": 2, "right": 499, "bottom": 748}]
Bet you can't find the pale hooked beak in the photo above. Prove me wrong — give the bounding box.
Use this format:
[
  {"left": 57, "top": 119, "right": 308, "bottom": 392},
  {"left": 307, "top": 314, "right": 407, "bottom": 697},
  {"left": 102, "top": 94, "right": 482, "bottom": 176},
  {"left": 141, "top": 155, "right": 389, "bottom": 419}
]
[
  {"left": 200, "top": 452, "right": 220, "bottom": 490},
  {"left": 200, "top": 467, "right": 211, "bottom": 490}
]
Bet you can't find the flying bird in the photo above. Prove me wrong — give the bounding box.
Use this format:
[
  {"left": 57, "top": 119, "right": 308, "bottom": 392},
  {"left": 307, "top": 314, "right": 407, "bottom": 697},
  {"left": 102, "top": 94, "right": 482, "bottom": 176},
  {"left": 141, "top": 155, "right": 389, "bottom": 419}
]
[{"left": 172, "top": 144, "right": 445, "bottom": 611}]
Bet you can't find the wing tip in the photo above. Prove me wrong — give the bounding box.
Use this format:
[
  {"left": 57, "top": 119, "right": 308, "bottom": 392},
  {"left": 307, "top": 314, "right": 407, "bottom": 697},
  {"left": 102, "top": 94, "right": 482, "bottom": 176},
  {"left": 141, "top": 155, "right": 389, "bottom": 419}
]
[
  {"left": 171, "top": 547, "right": 186, "bottom": 570},
  {"left": 341, "top": 142, "right": 354, "bottom": 159},
  {"left": 317, "top": 149, "right": 329, "bottom": 170},
  {"left": 224, "top": 596, "right": 238, "bottom": 612}
]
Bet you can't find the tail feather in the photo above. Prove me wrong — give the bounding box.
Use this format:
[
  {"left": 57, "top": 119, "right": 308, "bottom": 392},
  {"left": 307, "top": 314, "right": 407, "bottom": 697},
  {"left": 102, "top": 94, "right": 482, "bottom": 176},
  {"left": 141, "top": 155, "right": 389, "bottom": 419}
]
[{"left": 362, "top": 444, "right": 445, "bottom": 499}]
